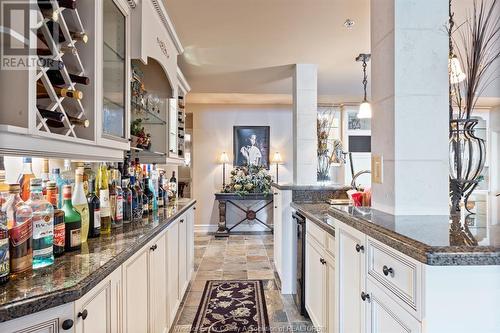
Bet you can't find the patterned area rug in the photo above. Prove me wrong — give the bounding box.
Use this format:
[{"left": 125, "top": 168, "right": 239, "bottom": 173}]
[{"left": 191, "top": 280, "right": 270, "bottom": 333}]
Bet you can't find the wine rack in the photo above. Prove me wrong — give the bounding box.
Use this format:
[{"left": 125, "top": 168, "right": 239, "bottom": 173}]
[
  {"left": 177, "top": 96, "right": 185, "bottom": 157},
  {"left": 34, "top": 0, "right": 90, "bottom": 139}
]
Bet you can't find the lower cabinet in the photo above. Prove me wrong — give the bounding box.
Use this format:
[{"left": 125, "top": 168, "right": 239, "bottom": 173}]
[
  {"left": 305, "top": 220, "right": 335, "bottom": 333},
  {"left": 75, "top": 267, "right": 122, "bottom": 333},
  {"left": 0, "top": 206, "right": 196, "bottom": 333}
]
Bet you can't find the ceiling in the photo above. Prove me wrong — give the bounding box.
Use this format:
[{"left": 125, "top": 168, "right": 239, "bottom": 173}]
[
  {"left": 164, "top": 0, "right": 499, "bottom": 106},
  {"left": 163, "top": 0, "right": 370, "bottom": 102}
]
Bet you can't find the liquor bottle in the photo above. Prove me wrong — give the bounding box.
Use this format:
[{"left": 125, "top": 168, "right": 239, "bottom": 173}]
[
  {"left": 130, "top": 176, "right": 141, "bottom": 221},
  {"left": 46, "top": 70, "right": 90, "bottom": 86},
  {"left": 45, "top": 21, "right": 89, "bottom": 44},
  {"left": 46, "top": 181, "right": 64, "bottom": 257},
  {"left": 141, "top": 179, "right": 149, "bottom": 216},
  {"left": 61, "top": 185, "right": 81, "bottom": 251},
  {"left": 37, "top": 82, "right": 83, "bottom": 100},
  {"left": 72, "top": 168, "right": 89, "bottom": 243},
  {"left": 17, "top": 157, "right": 36, "bottom": 201},
  {"left": 5, "top": 184, "right": 33, "bottom": 274},
  {"left": 148, "top": 177, "right": 157, "bottom": 212},
  {"left": 38, "top": 0, "right": 77, "bottom": 10},
  {"left": 143, "top": 178, "right": 154, "bottom": 213},
  {"left": 113, "top": 170, "right": 123, "bottom": 227},
  {"left": 0, "top": 191, "right": 10, "bottom": 285},
  {"left": 98, "top": 164, "right": 112, "bottom": 235},
  {"left": 61, "top": 159, "right": 74, "bottom": 187},
  {"left": 121, "top": 178, "right": 132, "bottom": 224},
  {"left": 169, "top": 171, "right": 177, "bottom": 198},
  {"left": 157, "top": 172, "right": 165, "bottom": 208},
  {"left": 134, "top": 158, "right": 142, "bottom": 180},
  {"left": 50, "top": 168, "right": 63, "bottom": 208},
  {"left": 150, "top": 163, "right": 159, "bottom": 201},
  {"left": 83, "top": 163, "right": 95, "bottom": 195},
  {"left": 27, "top": 178, "right": 54, "bottom": 269},
  {"left": 109, "top": 168, "right": 116, "bottom": 226},
  {"left": 86, "top": 180, "right": 100, "bottom": 238}
]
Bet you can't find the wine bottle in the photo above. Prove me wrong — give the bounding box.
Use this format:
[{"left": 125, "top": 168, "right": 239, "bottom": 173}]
[
  {"left": 47, "top": 70, "right": 90, "bottom": 86},
  {"left": 72, "top": 168, "right": 89, "bottom": 243},
  {"left": 87, "top": 180, "right": 101, "bottom": 238},
  {"left": 17, "top": 157, "right": 35, "bottom": 201},
  {"left": 38, "top": 0, "right": 77, "bottom": 10},
  {"left": 38, "top": 7, "right": 59, "bottom": 22},
  {"left": 45, "top": 116, "right": 90, "bottom": 128},
  {"left": 98, "top": 164, "right": 112, "bottom": 235},
  {"left": 45, "top": 21, "right": 88, "bottom": 44},
  {"left": 37, "top": 82, "right": 83, "bottom": 100},
  {"left": 38, "top": 108, "right": 64, "bottom": 122},
  {"left": 61, "top": 185, "right": 81, "bottom": 252}
]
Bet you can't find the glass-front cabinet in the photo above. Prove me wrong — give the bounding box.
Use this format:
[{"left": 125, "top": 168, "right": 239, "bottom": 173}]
[{"left": 98, "top": 0, "right": 130, "bottom": 150}]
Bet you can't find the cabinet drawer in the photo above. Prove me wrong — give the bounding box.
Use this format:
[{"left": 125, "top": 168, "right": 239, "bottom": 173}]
[
  {"left": 367, "top": 238, "right": 421, "bottom": 317},
  {"left": 306, "top": 219, "right": 326, "bottom": 248}
]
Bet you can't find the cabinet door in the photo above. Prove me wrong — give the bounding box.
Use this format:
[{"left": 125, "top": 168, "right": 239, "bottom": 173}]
[
  {"left": 167, "top": 220, "right": 180, "bottom": 325},
  {"left": 178, "top": 215, "right": 188, "bottom": 296},
  {"left": 365, "top": 280, "right": 421, "bottom": 333},
  {"left": 273, "top": 190, "right": 282, "bottom": 277},
  {"left": 325, "top": 254, "right": 335, "bottom": 333},
  {"left": 150, "top": 233, "right": 168, "bottom": 333},
  {"left": 186, "top": 207, "right": 195, "bottom": 281},
  {"left": 75, "top": 268, "right": 121, "bottom": 333},
  {"left": 122, "top": 246, "right": 150, "bottom": 333},
  {"left": 305, "top": 236, "right": 325, "bottom": 330},
  {"left": 0, "top": 303, "right": 74, "bottom": 333},
  {"left": 335, "top": 223, "right": 366, "bottom": 333}
]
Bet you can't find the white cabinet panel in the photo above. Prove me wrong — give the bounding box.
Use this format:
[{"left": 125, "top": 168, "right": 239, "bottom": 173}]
[
  {"left": 178, "top": 214, "right": 188, "bottom": 296},
  {"left": 167, "top": 220, "right": 180, "bottom": 325},
  {"left": 365, "top": 280, "right": 421, "bottom": 333},
  {"left": 122, "top": 246, "right": 149, "bottom": 333},
  {"left": 305, "top": 237, "right": 325, "bottom": 330},
  {"left": 0, "top": 303, "right": 75, "bottom": 333},
  {"left": 273, "top": 190, "right": 282, "bottom": 279},
  {"left": 150, "top": 233, "right": 168, "bottom": 333},
  {"left": 335, "top": 223, "right": 366, "bottom": 333},
  {"left": 325, "top": 253, "right": 335, "bottom": 333},
  {"left": 186, "top": 207, "right": 195, "bottom": 282}
]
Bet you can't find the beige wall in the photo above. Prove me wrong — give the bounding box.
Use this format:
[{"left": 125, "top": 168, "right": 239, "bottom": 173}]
[{"left": 191, "top": 103, "right": 293, "bottom": 229}]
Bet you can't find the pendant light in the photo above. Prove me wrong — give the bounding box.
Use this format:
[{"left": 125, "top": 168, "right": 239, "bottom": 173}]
[
  {"left": 356, "top": 53, "right": 372, "bottom": 119},
  {"left": 448, "top": 0, "right": 466, "bottom": 84}
]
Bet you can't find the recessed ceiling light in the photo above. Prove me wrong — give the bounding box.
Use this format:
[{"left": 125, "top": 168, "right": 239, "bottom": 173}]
[{"left": 344, "top": 18, "right": 355, "bottom": 29}]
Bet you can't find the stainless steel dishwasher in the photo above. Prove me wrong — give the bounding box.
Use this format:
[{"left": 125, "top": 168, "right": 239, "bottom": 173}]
[{"left": 292, "top": 211, "right": 308, "bottom": 317}]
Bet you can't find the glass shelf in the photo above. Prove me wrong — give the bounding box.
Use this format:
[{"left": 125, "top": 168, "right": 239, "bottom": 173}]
[{"left": 131, "top": 101, "right": 167, "bottom": 125}]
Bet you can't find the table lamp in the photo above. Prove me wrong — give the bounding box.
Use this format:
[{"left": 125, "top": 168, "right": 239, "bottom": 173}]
[
  {"left": 219, "top": 152, "right": 229, "bottom": 189},
  {"left": 271, "top": 151, "right": 282, "bottom": 183}
]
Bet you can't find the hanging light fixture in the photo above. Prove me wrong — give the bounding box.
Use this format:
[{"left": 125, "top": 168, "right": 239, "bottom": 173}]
[
  {"left": 356, "top": 53, "right": 371, "bottom": 119},
  {"left": 448, "top": 0, "right": 466, "bottom": 85}
]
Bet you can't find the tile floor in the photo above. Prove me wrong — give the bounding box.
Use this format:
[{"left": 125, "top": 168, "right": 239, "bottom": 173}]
[{"left": 172, "top": 233, "right": 314, "bottom": 332}]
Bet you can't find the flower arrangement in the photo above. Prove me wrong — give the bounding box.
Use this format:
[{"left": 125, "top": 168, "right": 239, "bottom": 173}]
[{"left": 223, "top": 165, "right": 272, "bottom": 195}]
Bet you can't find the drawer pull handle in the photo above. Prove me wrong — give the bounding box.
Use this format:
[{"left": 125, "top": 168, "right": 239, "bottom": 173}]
[
  {"left": 361, "top": 292, "right": 370, "bottom": 302},
  {"left": 320, "top": 258, "right": 326, "bottom": 265},
  {"left": 382, "top": 265, "right": 394, "bottom": 276},
  {"left": 274, "top": 206, "right": 278, "bottom": 209},
  {"left": 150, "top": 244, "right": 157, "bottom": 251},
  {"left": 180, "top": 219, "right": 184, "bottom": 223},
  {"left": 62, "top": 319, "right": 74, "bottom": 330},
  {"left": 355, "top": 244, "right": 364, "bottom": 253},
  {"left": 78, "top": 309, "right": 88, "bottom": 320}
]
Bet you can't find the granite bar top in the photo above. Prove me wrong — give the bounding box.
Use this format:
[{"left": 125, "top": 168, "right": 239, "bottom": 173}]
[
  {"left": 329, "top": 205, "right": 500, "bottom": 266},
  {"left": 0, "top": 199, "right": 196, "bottom": 322},
  {"left": 291, "top": 202, "right": 335, "bottom": 236},
  {"left": 272, "top": 182, "right": 350, "bottom": 191}
]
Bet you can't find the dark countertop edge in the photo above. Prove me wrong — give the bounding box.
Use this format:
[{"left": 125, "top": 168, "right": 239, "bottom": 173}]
[
  {"left": 0, "top": 199, "right": 196, "bottom": 323},
  {"left": 291, "top": 202, "right": 335, "bottom": 237},
  {"left": 328, "top": 206, "right": 500, "bottom": 266},
  {"left": 271, "top": 182, "right": 350, "bottom": 191}
]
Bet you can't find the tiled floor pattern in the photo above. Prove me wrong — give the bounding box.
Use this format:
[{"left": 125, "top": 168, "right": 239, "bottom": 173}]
[{"left": 172, "top": 233, "right": 314, "bottom": 332}]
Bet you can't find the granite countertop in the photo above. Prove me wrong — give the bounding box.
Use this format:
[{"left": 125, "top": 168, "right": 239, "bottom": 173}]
[
  {"left": 291, "top": 202, "right": 335, "bottom": 236},
  {"left": 0, "top": 199, "right": 196, "bottom": 322},
  {"left": 329, "top": 205, "right": 500, "bottom": 266},
  {"left": 272, "top": 182, "right": 350, "bottom": 191}
]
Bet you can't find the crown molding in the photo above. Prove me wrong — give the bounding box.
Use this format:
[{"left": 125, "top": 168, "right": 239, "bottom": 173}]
[{"left": 150, "top": 0, "right": 184, "bottom": 54}]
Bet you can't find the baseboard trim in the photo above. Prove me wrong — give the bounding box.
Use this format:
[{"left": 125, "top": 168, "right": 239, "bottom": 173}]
[{"left": 194, "top": 223, "right": 273, "bottom": 234}]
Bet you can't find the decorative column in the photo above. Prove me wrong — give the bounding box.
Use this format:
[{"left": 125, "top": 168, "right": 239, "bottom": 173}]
[
  {"left": 293, "top": 64, "right": 318, "bottom": 185},
  {"left": 370, "top": 0, "right": 449, "bottom": 215}
]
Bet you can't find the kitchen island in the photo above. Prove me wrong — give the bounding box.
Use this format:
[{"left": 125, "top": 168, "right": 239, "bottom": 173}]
[
  {"left": 291, "top": 202, "right": 500, "bottom": 333},
  {"left": 0, "top": 199, "right": 196, "bottom": 333}
]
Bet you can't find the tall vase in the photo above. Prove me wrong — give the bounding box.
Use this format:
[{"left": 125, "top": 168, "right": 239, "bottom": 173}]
[
  {"left": 317, "top": 153, "right": 331, "bottom": 182},
  {"left": 449, "top": 118, "right": 485, "bottom": 214}
]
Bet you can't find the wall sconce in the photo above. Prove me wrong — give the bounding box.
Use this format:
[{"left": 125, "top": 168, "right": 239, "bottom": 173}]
[
  {"left": 271, "top": 151, "right": 283, "bottom": 183},
  {"left": 219, "top": 152, "right": 229, "bottom": 189}
]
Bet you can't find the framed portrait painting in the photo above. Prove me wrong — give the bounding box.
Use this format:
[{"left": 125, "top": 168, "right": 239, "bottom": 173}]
[{"left": 233, "top": 126, "right": 270, "bottom": 169}]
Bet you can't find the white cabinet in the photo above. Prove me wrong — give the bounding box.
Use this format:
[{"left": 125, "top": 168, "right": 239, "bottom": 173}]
[
  {"left": 273, "top": 190, "right": 282, "bottom": 278},
  {"left": 305, "top": 236, "right": 325, "bottom": 329},
  {"left": 167, "top": 217, "right": 180, "bottom": 325},
  {"left": 305, "top": 219, "right": 335, "bottom": 333},
  {"left": 150, "top": 233, "right": 168, "bottom": 333},
  {"left": 178, "top": 214, "right": 189, "bottom": 296},
  {"left": 335, "top": 222, "right": 366, "bottom": 333},
  {"left": 186, "top": 207, "right": 195, "bottom": 282},
  {"left": 0, "top": 303, "right": 75, "bottom": 333},
  {"left": 122, "top": 243, "right": 150, "bottom": 333},
  {"left": 365, "top": 280, "right": 421, "bottom": 333},
  {"left": 74, "top": 267, "right": 122, "bottom": 333}
]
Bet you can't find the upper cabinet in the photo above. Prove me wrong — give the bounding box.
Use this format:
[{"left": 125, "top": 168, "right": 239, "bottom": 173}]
[{"left": 0, "top": 0, "right": 188, "bottom": 163}]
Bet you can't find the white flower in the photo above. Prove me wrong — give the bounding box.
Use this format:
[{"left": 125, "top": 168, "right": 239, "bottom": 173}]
[
  {"left": 230, "top": 307, "right": 251, "bottom": 317},
  {"left": 216, "top": 290, "right": 233, "bottom": 298},
  {"left": 218, "top": 301, "right": 232, "bottom": 308}
]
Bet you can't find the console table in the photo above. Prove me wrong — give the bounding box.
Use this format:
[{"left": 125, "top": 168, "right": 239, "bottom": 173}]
[{"left": 214, "top": 193, "right": 274, "bottom": 237}]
